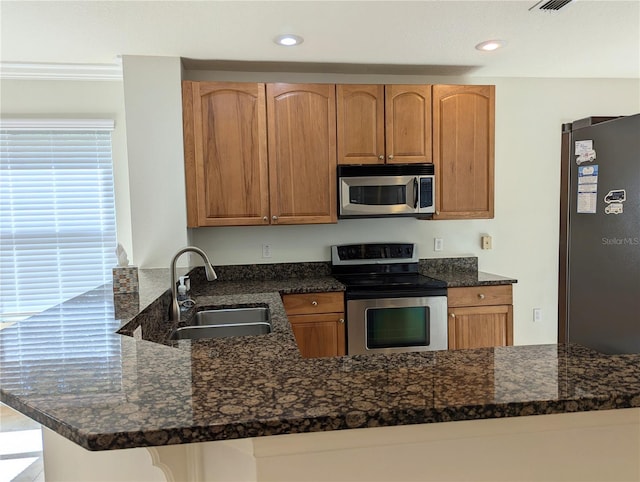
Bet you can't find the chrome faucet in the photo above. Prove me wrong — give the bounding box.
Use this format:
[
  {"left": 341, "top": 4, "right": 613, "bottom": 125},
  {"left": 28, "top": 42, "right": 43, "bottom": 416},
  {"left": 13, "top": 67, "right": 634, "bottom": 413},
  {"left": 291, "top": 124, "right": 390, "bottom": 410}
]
[{"left": 169, "top": 246, "right": 217, "bottom": 321}]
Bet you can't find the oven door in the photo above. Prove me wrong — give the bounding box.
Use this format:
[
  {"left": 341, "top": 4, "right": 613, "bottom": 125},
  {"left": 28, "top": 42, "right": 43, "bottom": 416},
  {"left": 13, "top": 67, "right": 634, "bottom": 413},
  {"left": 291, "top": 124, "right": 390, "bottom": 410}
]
[
  {"left": 346, "top": 294, "right": 448, "bottom": 355},
  {"left": 339, "top": 175, "right": 419, "bottom": 217}
]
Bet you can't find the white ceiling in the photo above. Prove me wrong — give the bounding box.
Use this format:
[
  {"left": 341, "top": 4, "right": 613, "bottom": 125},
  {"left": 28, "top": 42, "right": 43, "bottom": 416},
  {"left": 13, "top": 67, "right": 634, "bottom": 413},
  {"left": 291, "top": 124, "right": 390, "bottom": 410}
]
[{"left": 1, "top": 0, "right": 639, "bottom": 78}]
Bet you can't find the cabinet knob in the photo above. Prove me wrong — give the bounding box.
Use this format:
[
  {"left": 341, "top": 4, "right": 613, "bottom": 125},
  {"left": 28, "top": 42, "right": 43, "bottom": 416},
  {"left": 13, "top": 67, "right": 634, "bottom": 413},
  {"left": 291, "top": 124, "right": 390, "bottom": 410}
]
[
  {"left": 378, "top": 155, "right": 384, "bottom": 160},
  {"left": 262, "top": 216, "right": 268, "bottom": 222},
  {"left": 272, "top": 215, "right": 278, "bottom": 221},
  {"left": 311, "top": 300, "right": 318, "bottom": 306},
  {"left": 450, "top": 313, "right": 456, "bottom": 318},
  {"left": 478, "top": 293, "right": 485, "bottom": 300},
  {"left": 339, "top": 318, "right": 345, "bottom": 324},
  {"left": 435, "top": 211, "right": 440, "bottom": 215},
  {"left": 388, "top": 155, "right": 394, "bottom": 161}
]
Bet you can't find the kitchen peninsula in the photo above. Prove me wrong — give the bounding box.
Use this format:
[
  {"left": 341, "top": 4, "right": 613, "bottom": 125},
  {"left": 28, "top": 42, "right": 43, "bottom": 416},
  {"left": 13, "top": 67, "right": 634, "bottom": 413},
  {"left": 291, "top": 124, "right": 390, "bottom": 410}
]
[{"left": 1, "top": 263, "right": 639, "bottom": 482}]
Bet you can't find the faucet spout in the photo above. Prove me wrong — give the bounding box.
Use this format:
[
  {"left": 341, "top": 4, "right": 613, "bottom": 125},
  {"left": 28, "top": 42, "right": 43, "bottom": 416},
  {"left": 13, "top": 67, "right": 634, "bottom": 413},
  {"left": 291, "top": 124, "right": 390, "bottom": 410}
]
[{"left": 170, "top": 246, "right": 217, "bottom": 322}]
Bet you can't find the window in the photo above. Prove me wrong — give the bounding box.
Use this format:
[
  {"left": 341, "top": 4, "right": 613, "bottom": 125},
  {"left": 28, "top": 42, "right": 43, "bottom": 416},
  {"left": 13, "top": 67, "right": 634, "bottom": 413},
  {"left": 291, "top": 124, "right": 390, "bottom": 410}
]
[{"left": 0, "top": 120, "right": 117, "bottom": 322}]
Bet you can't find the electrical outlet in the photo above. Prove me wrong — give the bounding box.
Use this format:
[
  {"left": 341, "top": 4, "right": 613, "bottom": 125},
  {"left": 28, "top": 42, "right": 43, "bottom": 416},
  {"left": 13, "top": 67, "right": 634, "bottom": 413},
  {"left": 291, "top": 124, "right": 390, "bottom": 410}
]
[
  {"left": 434, "top": 238, "right": 444, "bottom": 252},
  {"left": 481, "top": 235, "right": 492, "bottom": 250},
  {"left": 262, "top": 244, "right": 272, "bottom": 258},
  {"left": 533, "top": 308, "right": 542, "bottom": 322}
]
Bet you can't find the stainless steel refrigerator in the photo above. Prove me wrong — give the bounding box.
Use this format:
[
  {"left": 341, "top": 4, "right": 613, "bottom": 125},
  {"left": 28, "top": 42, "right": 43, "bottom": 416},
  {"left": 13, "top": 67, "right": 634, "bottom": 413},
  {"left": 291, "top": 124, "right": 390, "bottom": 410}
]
[{"left": 558, "top": 113, "right": 640, "bottom": 354}]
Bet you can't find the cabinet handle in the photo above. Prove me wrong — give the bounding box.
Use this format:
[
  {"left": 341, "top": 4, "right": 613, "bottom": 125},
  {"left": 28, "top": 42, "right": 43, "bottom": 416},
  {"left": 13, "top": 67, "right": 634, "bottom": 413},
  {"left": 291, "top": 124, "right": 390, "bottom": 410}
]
[
  {"left": 378, "top": 155, "right": 384, "bottom": 161},
  {"left": 478, "top": 294, "right": 485, "bottom": 300},
  {"left": 262, "top": 216, "right": 268, "bottom": 222},
  {"left": 339, "top": 318, "right": 345, "bottom": 324},
  {"left": 436, "top": 211, "right": 440, "bottom": 215},
  {"left": 388, "top": 155, "right": 394, "bottom": 161},
  {"left": 311, "top": 301, "right": 318, "bottom": 306},
  {"left": 450, "top": 313, "right": 456, "bottom": 318},
  {"left": 272, "top": 215, "right": 278, "bottom": 221}
]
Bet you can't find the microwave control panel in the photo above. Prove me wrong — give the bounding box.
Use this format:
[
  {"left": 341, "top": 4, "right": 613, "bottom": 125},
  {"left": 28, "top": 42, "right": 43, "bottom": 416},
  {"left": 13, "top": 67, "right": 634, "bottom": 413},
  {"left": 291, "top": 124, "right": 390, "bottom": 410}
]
[{"left": 419, "top": 178, "right": 433, "bottom": 208}]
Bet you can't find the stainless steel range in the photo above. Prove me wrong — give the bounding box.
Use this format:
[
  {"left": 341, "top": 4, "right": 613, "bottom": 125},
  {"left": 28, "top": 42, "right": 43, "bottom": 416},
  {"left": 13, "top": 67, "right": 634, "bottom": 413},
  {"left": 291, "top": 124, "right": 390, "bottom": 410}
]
[{"left": 331, "top": 243, "right": 448, "bottom": 355}]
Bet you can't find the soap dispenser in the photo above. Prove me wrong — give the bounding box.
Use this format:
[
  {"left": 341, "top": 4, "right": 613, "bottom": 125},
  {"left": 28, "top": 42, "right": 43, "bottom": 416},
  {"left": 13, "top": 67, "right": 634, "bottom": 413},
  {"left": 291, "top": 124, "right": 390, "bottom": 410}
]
[{"left": 177, "top": 276, "right": 189, "bottom": 302}]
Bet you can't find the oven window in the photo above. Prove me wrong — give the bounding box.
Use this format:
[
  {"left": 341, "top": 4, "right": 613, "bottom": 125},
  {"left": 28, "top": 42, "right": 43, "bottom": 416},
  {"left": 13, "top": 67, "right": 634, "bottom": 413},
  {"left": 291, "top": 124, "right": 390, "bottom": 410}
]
[
  {"left": 349, "top": 185, "right": 407, "bottom": 206},
  {"left": 365, "top": 306, "right": 429, "bottom": 349}
]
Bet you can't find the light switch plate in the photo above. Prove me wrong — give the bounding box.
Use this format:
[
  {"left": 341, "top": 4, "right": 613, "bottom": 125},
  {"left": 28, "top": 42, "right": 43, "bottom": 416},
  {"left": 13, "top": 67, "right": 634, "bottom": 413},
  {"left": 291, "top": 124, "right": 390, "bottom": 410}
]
[
  {"left": 533, "top": 308, "right": 542, "bottom": 322},
  {"left": 481, "top": 235, "right": 492, "bottom": 250},
  {"left": 434, "top": 238, "right": 443, "bottom": 251}
]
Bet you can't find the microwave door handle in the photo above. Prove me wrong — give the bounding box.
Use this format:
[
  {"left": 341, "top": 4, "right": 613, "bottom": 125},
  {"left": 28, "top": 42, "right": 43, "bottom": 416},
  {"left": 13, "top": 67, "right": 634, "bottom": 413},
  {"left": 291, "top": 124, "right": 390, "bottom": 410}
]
[{"left": 413, "top": 177, "right": 418, "bottom": 209}]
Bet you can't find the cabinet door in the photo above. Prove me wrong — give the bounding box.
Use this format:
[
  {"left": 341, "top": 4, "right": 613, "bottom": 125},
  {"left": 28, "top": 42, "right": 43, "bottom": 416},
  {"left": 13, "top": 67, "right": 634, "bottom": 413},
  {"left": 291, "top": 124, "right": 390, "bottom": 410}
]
[
  {"left": 385, "top": 85, "right": 432, "bottom": 164},
  {"left": 433, "top": 85, "right": 495, "bottom": 219},
  {"left": 289, "top": 313, "right": 346, "bottom": 358},
  {"left": 447, "top": 305, "right": 513, "bottom": 350},
  {"left": 266, "top": 83, "right": 337, "bottom": 224},
  {"left": 336, "top": 85, "right": 385, "bottom": 165},
  {"left": 182, "top": 81, "right": 269, "bottom": 227}
]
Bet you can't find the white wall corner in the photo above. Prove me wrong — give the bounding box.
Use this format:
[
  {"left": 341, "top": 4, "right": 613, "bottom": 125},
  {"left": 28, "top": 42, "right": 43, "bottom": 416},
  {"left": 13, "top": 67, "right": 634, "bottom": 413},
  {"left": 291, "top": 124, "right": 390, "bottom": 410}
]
[{"left": 122, "top": 56, "right": 188, "bottom": 268}]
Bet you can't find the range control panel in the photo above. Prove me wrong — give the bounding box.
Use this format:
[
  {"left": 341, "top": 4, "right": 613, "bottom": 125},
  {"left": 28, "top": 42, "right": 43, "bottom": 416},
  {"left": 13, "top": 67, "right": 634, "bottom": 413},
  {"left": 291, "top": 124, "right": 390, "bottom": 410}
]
[{"left": 332, "top": 243, "right": 417, "bottom": 263}]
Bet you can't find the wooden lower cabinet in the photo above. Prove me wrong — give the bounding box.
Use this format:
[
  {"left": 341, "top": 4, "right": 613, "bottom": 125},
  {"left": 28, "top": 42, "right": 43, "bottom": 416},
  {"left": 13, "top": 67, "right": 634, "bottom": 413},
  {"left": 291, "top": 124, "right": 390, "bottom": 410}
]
[
  {"left": 447, "top": 285, "right": 513, "bottom": 350},
  {"left": 282, "top": 292, "right": 345, "bottom": 358},
  {"left": 288, "top": 313, "right": 346, "bottom": 358}
]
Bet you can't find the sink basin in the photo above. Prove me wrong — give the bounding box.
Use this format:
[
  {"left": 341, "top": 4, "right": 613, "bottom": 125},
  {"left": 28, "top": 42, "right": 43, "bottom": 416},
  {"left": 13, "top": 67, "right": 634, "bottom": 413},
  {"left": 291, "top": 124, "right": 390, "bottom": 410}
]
[
  {"left": 169, "top": 307, "right": 272, "bottom": 340},
  {"left": 194, "top": 307, "right": 270, "bottom": 326}
]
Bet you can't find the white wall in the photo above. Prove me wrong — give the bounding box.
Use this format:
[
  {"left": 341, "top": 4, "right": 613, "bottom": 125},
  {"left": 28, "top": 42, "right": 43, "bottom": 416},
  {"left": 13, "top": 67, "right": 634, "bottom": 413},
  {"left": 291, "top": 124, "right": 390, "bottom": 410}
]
[
  {"left": 0, "top": 78, "right": 133, "bottom": 260},
  {"left": 3, "top": 60, "right": 639, "bottom": 347},
  {"left": 121, "top": 56, "right": 189, "bottom": 268}
]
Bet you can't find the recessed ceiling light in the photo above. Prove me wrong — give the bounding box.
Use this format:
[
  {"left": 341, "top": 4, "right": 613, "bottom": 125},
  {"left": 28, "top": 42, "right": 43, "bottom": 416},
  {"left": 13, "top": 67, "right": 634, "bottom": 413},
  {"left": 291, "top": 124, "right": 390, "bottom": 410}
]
[
  {"left": 274, "top": 34, "right": 304, "bottom": 47},
  {"left": 475, "top": 40, "right": 506, "bottom": 52}
]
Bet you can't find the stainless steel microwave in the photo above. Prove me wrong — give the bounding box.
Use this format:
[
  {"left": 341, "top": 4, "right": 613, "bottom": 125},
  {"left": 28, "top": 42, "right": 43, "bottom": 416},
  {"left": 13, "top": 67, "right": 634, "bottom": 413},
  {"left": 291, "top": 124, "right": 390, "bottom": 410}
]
[{"left": 338, "top": 164, "right": 435, "bottom": 218}]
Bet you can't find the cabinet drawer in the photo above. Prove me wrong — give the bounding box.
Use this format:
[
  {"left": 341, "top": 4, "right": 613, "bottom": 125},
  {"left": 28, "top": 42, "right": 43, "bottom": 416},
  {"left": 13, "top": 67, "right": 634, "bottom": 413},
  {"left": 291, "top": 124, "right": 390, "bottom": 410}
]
[
  {"left": 282, "top": 292, "right": 344, "bottom": 315},
  {"left": 448, "top": 285, "right": 512, "bottom": 308}
]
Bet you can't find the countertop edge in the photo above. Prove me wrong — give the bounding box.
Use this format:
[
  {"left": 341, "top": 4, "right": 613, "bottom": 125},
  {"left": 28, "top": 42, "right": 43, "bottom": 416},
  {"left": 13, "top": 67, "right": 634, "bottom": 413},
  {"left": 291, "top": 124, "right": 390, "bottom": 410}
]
[{"left": 62, "top": 391, "right": 640, "bottom": 451}]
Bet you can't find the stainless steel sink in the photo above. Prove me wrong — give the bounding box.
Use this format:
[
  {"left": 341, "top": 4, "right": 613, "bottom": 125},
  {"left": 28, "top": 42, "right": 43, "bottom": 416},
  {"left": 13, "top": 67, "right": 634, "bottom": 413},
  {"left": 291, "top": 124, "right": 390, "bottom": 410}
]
[
  {"left": 169, "top": 307, "right": 272, "bottom": 340},
  {"left": 194, "top": 307, "right": 270, "bottom": 326}
]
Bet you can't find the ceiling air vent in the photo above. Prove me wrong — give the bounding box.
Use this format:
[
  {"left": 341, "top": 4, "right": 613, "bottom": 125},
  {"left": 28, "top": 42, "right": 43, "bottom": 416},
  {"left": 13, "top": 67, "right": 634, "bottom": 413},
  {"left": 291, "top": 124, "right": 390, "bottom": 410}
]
[{"left": 529, "top": 0, "right": 574, "bottom": 11}]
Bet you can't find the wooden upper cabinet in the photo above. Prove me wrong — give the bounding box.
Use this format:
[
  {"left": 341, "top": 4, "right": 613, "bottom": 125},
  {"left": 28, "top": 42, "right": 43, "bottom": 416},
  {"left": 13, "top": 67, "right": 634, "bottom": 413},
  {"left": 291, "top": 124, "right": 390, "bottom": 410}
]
[
  {"left": 433, "top": 85, "right": 495, "bottom": 219},
  {"left": 182, "top": 81, "right": 269, "bottom": 227},
  {"left": 385, "top": 85, "right": 432, "bottom": 164},
  {"left": 336, "top": 84, "right": 432, "bottom": 165},
  {"left": 336, "top": 85, "right": 385, "bottom": 164},
  {"left": 266, "top": 83, "right": 337, "bottom": 224}
]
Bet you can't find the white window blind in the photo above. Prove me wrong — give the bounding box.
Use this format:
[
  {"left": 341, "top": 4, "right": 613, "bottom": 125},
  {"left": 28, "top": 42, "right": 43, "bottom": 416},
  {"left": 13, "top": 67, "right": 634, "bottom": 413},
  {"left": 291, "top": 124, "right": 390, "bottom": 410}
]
[{"left": 0, "top": 123, "right": 117, "bottom": 322}]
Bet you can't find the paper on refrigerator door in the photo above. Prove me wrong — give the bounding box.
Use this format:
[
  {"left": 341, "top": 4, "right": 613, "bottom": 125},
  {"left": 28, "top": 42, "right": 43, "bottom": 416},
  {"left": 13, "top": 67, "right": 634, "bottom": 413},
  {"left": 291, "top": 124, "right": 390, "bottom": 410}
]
[
  {"left": 575, "top": 140, "right": 593, "bottom": 156},
  {"left": 577, "top": 165, "right": 598, "bottom": 214},
  {"left": 575, "top": 140, "right": 596, "bottom": 164}
]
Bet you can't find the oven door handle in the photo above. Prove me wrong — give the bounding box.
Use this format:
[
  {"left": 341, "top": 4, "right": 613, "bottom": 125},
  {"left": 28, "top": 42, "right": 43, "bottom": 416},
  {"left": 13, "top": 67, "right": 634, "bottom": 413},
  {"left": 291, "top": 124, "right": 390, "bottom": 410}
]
[
  {"left": 413, "top": 177, "right": 419, "bottom": 209},
  {"left": 346, "top": 288, "right": 448, "bottom": 300}
]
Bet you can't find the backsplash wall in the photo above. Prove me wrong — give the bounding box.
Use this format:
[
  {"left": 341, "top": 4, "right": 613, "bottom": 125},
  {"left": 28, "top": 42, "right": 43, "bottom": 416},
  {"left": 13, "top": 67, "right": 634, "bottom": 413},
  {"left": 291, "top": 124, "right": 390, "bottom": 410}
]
[{"left": 189, "top": 217, "right": 487, "bottom": 265}]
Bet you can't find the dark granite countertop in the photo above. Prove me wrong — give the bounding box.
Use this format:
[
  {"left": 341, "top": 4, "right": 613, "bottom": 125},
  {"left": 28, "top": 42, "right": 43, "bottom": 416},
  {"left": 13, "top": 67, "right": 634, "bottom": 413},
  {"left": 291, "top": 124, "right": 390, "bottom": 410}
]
[
  {"left": 427, "top": 270, "right": 518, "bottom": 287},
  {"left": 4, "top": 262, "right": 637, "bottom": 453},
  {"left": 419, "top": 257, "right": 518, "bottom": 287}
]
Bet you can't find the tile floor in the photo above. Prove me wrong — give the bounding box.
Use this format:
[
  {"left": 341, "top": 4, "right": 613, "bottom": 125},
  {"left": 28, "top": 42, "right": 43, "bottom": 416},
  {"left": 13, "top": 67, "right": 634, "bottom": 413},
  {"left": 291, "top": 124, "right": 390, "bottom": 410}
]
[{"left": 0, "top": 403, "right": 44, "bottom": 482}]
